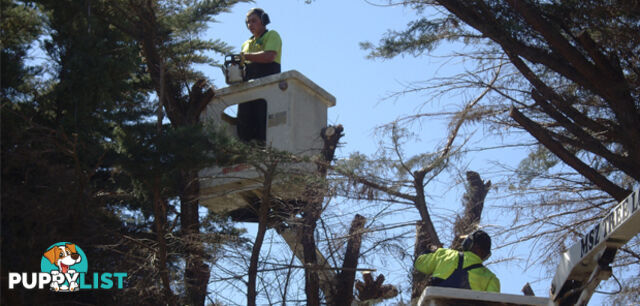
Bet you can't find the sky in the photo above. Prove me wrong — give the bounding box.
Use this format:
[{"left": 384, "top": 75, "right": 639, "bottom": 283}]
[
  {"left": 207, "top": 0, "right": 438, "bottom": 152},
  {"left": 198, "top": 1, "right": 611, "bottom": 304}
]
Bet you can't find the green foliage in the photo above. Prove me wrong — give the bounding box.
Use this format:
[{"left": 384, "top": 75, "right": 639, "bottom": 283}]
[
  {"left": 364, "top": 0, "right": 640, "bottom": 197},
  {"left": 1, "top": 0, "right": 159, "bottom": 301},
  {"left": 100, "top": 0, "right": 243, "bottom": 85},
  {"left": 2, "top": 0, "right": 249, "bottom": 304},
  {"left": 365, "top": 1, "right": 640, "bottom": 303},
  {"left": 361, "top": 15, "right": 471, "bottom": 59},
  {"left": 112, "top": 123, "right": 217, "bottom": 188},
  {"left": 0, "top": 0, "right": 42, "bottom": 47},
  {"left": 514, "top": 144, "right": 559, "bottom": 188},
  {"left": 0, "top": 0, "right": 43, "bottom": 100}
]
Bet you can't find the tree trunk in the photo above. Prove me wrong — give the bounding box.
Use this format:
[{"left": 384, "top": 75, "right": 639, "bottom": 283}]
[
  {"left": 333, "top": 214, "right": 366, "bottom": 305},
  {"left": 411, "top": 221, "right": 435, "bottom": 301},
  {"left": 301, "top": 199, "right": 321, "bottom": 306},
  {"left": 177, "top": 81, "right": 214, "bottom": 306},
  {"left": 412, "top": 171, "right": 491, "bottom": 300},
  {"left": 128, "top": 5, "right": 215, "bottom": 304},
  {"left": 277, "top": 225, "right": 337, "bottom": 301},
  {"left": 247, "top": 165, "right": 274, "bottom": 306},
  {"left": 451, "top": 171, "right": 491, "bottom": 249},
  {"left": 153, "top": 177, "right": 176, "bottom": 305},
  {"left": 412, "top": 170, "right": 442, "bottom": 249},
  {"left": 411, "top": 168, "right": 444, "bottom": 301},
  {"left": 101, "top": 2, "right": 216, "bottom": 305},
  {"left": 301, "top": 126, "right": 345, "bottom": 305},
  {"left": 181, "top": 170, "right": 210, "bottom": 306}
]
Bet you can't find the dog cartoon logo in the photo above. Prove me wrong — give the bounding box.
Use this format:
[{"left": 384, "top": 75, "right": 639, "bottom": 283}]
[{"left": 41, "top": 242, "right": 88, "bottom": 292}]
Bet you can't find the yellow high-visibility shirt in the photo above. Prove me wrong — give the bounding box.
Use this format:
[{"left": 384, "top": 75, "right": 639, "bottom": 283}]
[
  {"left": 241, "top": 30, "right": 282, "bottom": 64},
  {"left": 415, "top": 248, "right": 500, "bottom": 292}
]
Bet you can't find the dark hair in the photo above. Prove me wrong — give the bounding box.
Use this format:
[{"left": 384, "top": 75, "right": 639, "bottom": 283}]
[
  {"left": 471, "top": 230, "right": 491, "bottom": 253},
  {"left": 246, "top": 8, "right": 270, "bottom": 26}
]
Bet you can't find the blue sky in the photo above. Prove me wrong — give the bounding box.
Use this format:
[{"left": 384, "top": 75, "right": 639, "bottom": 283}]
[
  {"left": 207, "top": 0, "right": 433, "bottom": 153},
  {"left": 200, "top": 1, "right": 611, "bottom": 304}
]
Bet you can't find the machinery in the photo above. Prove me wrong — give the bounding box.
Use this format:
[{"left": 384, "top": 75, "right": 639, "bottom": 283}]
[
  {"left": 549, "top": 189, "right": 639, "bottom": 305},
  {"left": 222, "top": 54, "right": 245, "bottom": 84},
  {"left": 213, "top": 57, "right": 640, "bottom": 304},
  {"left": 418, "top": 189, "right": 639, "bottom": 306},
  {"left": 199, "top": 70, "right": 335, "bottom": 220}
]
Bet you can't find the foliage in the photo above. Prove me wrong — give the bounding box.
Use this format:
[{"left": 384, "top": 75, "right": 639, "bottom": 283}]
[
  {"left": 2, "top": 0, "right": 151, "bottom": 303},
  {"left": 363, "top": 0, "right": 640, "bottom": 302},
  {"left": 1, "top": 0, "right": 246, "bottom": 304},
  {"left": 1, "top": 0, "right": 43, "bottom": 101}
]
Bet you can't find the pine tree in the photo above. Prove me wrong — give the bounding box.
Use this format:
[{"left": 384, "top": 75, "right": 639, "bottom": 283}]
[
  {"left": 363, "top": 1, "right": 640, "bottom": 302},
  {"left": 2, "top": 0, "right": 155, "bottom": 304},
  {"left": 95, "top": 1, "right": 248, "bottom": 304},
  {"left": 2, "top": 1, "right": 244, "bottom": 304}
]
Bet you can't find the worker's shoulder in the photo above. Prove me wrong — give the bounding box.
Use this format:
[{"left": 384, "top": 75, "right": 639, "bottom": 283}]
[
  {"left": 435, "top": 248, "right": 458, "bottom": 255},
  {"left": 471, "top": 265, "right": 498, "bottom": 280},
  {"left": 265, "top": 30, "right": 281, "bottom": 39},
  {"left": 431, "top": 248, "right": 459, "bottom": 260},
  {"left": 415, "top": 248, "right": 453, "bottom": 262}
]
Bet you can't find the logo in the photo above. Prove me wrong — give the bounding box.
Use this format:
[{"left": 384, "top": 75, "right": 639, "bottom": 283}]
[
  {"left": 41, "top": 242, "right": 87, "bottom": 291},
  {"left": 8, "top": 242, "right": 127, "bottom": 291}
]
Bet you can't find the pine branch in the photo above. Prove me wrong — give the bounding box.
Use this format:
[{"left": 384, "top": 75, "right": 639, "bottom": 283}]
[{"left": 510, "top": 106, "right": 630, "bottom": 201}]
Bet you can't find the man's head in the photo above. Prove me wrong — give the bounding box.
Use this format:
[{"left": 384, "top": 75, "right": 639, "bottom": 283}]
[
  {"left": 462, "top": 230, "right": 491, "bottom": 261},
  {"left": 246, "top": 8, "right": 270, "bottom": 37}
]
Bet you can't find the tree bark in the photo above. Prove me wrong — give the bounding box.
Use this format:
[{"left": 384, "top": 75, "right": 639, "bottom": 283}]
[
  {"left": 128, "top": 4, "right": 214, "bottom": 304},
  {"left": 412, "top": 170, "right": 443, "bottom": 254},
  {"left": 435, "top": 0, "right": 640, "bottom": 174},
  {"left": 180, "top": 170, "right": 210, "bottom": 306},
  {"left": 410, "top": 169, "right": 444, "bottom": 301},
  {"left": 334, "top": 214, "right": 366, "bottom": 305},
  {"left": 411, "top": 221, "right": 436, "bottom": 301},
  {"left": 153, "top": 178, "right": 176, "bottom": 305},
  {"left": 247, "top": 164, "right": 275, "bottom": 306},
  {"left": 301, "top": 125, "right": 344, "bottom": 305},
  {"left": 451, "top": 171, "right": 491, "bottom": 249},
  {"left": 152, "top": 61, "right": 175, "bottom": 305},
  {"left": 510, "top": 107, "right": 630, "bottom": 201},
  {"left": 301, "top": 201, "right": 321, "bottom": 306},
  {"left": 503, "top": 50, "right": 640, "bottom": 183}
]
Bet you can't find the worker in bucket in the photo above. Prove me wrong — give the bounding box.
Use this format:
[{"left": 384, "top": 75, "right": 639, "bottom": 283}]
[
  {"left": 237, "top": 8, "right": 282, "bottom": 143},
  {"left": 241, "top": 7, "right": 282, "bottom": 79},
  {"left": 415, "top": 230, "right": 500, "bottom": 292}
]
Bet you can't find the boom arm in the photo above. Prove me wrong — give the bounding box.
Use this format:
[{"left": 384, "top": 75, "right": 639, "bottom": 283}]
[{"left": 550, "top": 189, "right": 640, "bottom": 305}]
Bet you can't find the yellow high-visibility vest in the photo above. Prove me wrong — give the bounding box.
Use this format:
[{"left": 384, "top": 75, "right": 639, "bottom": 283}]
[{"left": 415, "top": 248, "right": 500, "bottom": 292}]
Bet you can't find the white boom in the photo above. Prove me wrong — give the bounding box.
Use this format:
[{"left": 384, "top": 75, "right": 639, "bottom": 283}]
[
  {"left": 549, "top": 189, "right": 640, "bottom": 306},
  {"left": 417, "top": 189, "right": 638, "bottom": 306}
]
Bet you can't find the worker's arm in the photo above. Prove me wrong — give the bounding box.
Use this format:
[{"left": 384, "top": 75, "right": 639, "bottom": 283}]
[
  {"left": 486, "top": 275, "right": 500, "bottom": 293},
  {"left": 414, "top": 248, "right": 440, "bottom": 275},
  {"left": 243, "top": 51, "right": 277, "bottom": 63}
]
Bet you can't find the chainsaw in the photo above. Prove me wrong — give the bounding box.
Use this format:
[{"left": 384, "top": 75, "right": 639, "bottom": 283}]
[{"left": 222, "top": 54, "right": 246, "bottom": 85}]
